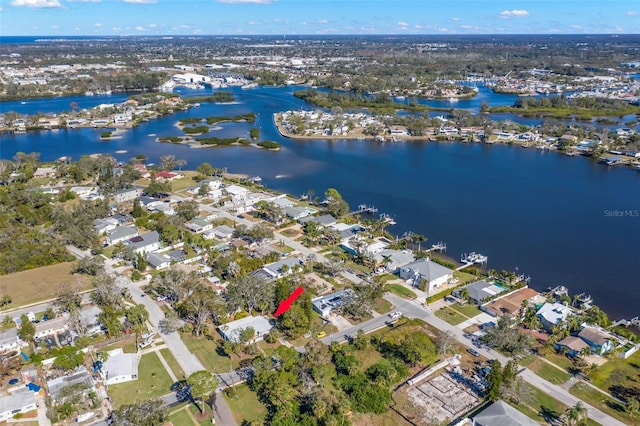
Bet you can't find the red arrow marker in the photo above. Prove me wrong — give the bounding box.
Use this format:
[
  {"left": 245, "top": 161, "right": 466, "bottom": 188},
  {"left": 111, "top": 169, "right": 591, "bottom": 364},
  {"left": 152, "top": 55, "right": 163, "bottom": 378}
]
[{"left": 274, "top": 286, "right": 304, "bottom": 317}]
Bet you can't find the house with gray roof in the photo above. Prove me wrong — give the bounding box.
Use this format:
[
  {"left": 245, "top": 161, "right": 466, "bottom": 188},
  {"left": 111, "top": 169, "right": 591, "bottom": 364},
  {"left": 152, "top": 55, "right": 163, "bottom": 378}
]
[
  {"left": 472, "top": 399, "right": 538, "bottom": 426},
  {"left": 113, "top": 187, "right": 142, "bottom": 204},
  {"left": 261, "top": 257, "right": 304, "bottom": 280},
  {"left": 0, "top": 328, "right": 25, "bottom": 353},
  {"left": 147, "top": 252, "right": 172, "bottom": 270},
  {"left": 536, "top": 302, "right": 573, "bottom": 332},
  {"left": 126, "top": 231, "right": 160, "bottom": 254},
  {"left": 93, "top": 217, "right": 119, "bottom": 234},
  {"left": 312, "top": 289, "right": 352, "bottom": 318},
  {"left": 204, "top": 225, "right": 235, "bottom": 241},
  {"left": 298, "top": 214, "right": 337, "bottom": 227},
  {"left": 271, "top": 197, "right": 295, "bottom": 209},
  {"left": 453, "top": 280, "right": 506, "bottom": 305},
  {"left": 79, "top": 305, "right": 103, "bottom": 336},
  {"left": 398, "top": 258, "right": 453, "bottom": 291},
  {"left": 218, "top": 315, "right": 274, "bottom": 343},
  {"left": 184, "top": 218, "right": 212, "bottom": 234},
  {"left": 0, "top": 389, "right": 37, "bottom": 422},
  {"left": 102, "top": 348, "right": 139, "bottom": 385},
  {"left": 106, "top": 226, "right": 139, "bottom": 246},
  {"left": 47, "top": 366, "right": 95, "bottom": 403},
  {"left": 578, "top": 325, "right": 615, "bottom": 355},
  {"left": 284, "top": 206, "right": 310, "bottom": 220},
  {"left": 373, "top": 249, "right": 415, "bottom": 273}
]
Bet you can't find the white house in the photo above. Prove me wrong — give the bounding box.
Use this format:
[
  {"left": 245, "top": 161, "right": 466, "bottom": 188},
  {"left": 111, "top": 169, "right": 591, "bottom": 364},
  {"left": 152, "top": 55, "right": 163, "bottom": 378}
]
[
  {"left": 184, "top": 218, "right": 213, "bottom": 234},
  {"left": 0, "top": 328, "right": 25, "bottom": 353},
  {"left": 205, "top": 225, "right": 235, "bottom": 241},
  {"left": 284, "top": 206, "right": 310, "bottom": 220},
  {"left": 102, "top": 348, "right": 139, "bottom": 385},
  {"left": 0, "top": 390, "right": 37, "bottom": 421},
  {"left": 93, "top": 217, "right": 120, "bottom": 234},
  {"left": 34, "top": 316, "right": 68, "bottom": 339},
  {"left": 373, "top": 249, "right": 415, "bottom": 272},
  {"left": 536, "top": 302, "right": 573, "bottom": 331},
  {"left": 398, "top": 258, "right": 453, "bottom": 291},
  {"left": 106, "top": 226, "right": 139, "bottom": 246},
  {"left": 259, "top": 257, "right": 304, "bottom": 280},
  {"left": 149, "top": 203, "right": 176, "bottom": 216},
  {"left": 113, "top": 187, "right": 142, "bottom": 204},
  {"left": 312, "top": 289, "right": 352, "bottom": 318},
  {"left": 225, "top": 185, "right": 249, "bottom": 202},
  {"left": 218, "top": 315, "right": 274, "bottom": 343},
  {"left": 126, "top": 231, "right": 161, "bottom": 255},
  {"left": 146, "top": 252, "right": 172, "bottom": 270}
]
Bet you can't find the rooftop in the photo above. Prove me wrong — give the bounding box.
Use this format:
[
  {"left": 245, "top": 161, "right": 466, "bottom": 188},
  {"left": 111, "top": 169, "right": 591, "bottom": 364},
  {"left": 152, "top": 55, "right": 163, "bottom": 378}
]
[
  {"left": 218, "top": 315, "right": 274, "bottom": 343},
  {"left": 472, "top": 399, "right": 538, "bottom": 426}
]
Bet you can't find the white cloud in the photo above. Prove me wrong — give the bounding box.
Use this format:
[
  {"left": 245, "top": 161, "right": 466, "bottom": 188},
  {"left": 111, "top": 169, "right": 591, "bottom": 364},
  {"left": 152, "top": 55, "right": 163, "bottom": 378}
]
[
  {"left": 94, "top": 22, "right": 102, "bottom": 27},
  {"left": 50, "top": 25, "right": 60, "bottom": 29},
  {"left": 397, "top": 21, "right": 409, "bottom": 28},
  {"left": 626, "top": 11, "right": 638, "bottom": 16},
  {"left": 317, "top": 19, "right": 328, "bottom": 24},
  {"left": 148, "top": 23, "right": 157, "bottom": 27},
  {"left": 66, "top": 0, "right": 100, "bottom": 2},
  {"left": 10, "top": 0, "right": 61, "bottom": 8},
  {"left": 135, "top": 25, "right": 146, "bottom": 31},
  {"left": 217, "top": 0, "right": 275, "bottom": 4},
  {"left": 123, "top": 0, "right": 156, "bottom": 3},
  {"left": 500, "top": 9, "right": 529, "bottom": 17},
  {"left": 112, "top": 27, "right": 121, "bottom": 31}
]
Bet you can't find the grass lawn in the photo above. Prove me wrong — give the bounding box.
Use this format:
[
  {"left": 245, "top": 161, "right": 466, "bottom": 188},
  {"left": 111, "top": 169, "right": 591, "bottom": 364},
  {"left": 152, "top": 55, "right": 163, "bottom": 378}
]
[
  {"left": 352, "top": 347, "right": 384, "bottom": 371},
  {"left": 189, "top": 403, "right": 214, "bottom": 425},
  {"left": 435, "top": 307, "right": 467, "bottom": 325},
  {"left": 521, "top": 357, "right": 571, "bottom": 385},
  {"left": 542, "top": 352, "right": 574, "bottom": 370},
  {"left": 181, "top": 332, "right": 245, "bottom": 372},
  {"left": 570, "top": 382, "right": 632, "bottom": 424},
  {"left": 590, "top": 350, "right": 640, "bottom": 392},
  {"left": 98, "top": 336, "right": 137, "bottom": 354},
  {"left": 386, "top": 284, "right": 417, "bottom": 299},
  {"left": 109, "top": 352, "right": 174, "bottom": 408},
  {"left": 167, "top": 408, "right": 196, "bottom": 426},
  {"left": 449, "top": 303, "right": 482, "bottom": 318},
  {"left": 160, "top": 348, "right": 185, "bottom": 380},
  {"left": 222, "top": 384, "right": 267, "bottom": 425},
  {"left": 0, "top": 262, "right": 90, "bottom": 308},
  {"left": 280, "top": 228, "right": 299, "bottom": 238},
  {"left": 453, "top": 270, "right": 477, "bottom": 284},
  {"left": 373, "top": 297, "right": 393, "bottom": 314},
  {"left": 345, "top": 261, "right": 372, "bottom": 274}
]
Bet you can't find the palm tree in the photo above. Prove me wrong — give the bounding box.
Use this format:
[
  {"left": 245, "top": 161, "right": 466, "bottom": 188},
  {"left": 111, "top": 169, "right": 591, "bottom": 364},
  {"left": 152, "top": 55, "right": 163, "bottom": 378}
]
[{"left": 565, "top": 401, "right": 588, "bottom": 426}]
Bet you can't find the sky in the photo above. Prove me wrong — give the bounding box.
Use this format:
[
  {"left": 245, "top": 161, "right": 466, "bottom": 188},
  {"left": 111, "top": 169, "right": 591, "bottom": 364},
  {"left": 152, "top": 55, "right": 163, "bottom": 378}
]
[{"left": 0, "top": 0, "right": 638, "bottom": 36}]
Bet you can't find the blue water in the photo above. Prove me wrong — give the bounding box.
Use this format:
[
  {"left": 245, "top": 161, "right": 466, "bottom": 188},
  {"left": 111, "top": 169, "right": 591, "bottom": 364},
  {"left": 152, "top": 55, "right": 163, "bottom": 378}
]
[{"left": 1, "top": 86, "right": 639, "bottom": 319}]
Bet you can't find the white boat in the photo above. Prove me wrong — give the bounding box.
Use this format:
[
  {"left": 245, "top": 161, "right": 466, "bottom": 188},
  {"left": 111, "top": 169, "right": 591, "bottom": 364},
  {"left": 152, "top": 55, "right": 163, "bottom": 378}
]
[
  {"left": 447, "top": 97, "right": 459, "bottom": 103},
  {"left": 76, "top": 412, "right": 95, "bottom": 423}
]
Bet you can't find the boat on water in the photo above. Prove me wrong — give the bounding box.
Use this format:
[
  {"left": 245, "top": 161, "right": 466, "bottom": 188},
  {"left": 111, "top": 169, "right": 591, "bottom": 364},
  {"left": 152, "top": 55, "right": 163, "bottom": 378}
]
[
  {"left": 461, "top": 251, "right": 488, "bottom": 264},
  {"left": 447, "top": 97, "right": 459, "bottom": 103}
]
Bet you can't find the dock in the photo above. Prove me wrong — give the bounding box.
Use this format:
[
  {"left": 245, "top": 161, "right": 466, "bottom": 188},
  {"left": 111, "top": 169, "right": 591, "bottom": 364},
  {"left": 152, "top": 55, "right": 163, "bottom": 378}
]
[{"left": 350, "top": 204, "right": 378, "bottom": 215}]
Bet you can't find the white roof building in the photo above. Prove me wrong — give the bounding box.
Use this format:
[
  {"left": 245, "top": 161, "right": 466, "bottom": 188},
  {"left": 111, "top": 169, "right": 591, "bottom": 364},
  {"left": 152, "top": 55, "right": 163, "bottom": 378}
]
[
  {"left": 0, "top": 389, "right": 37, "bottom": 422},
  {"left": 536, "top": 302, "right": 573, "bottom": 331},
  {"left": 218, "top": 316, "right": 274, "bottom": 343},
  {"left": 102, "top": 348, "right": 139, "bottom": 385}
]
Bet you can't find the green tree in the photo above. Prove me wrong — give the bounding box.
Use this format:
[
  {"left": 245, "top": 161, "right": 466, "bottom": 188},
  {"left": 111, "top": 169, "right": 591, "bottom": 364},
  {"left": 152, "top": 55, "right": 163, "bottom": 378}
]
[
  {"left": 565, "top": 401, "right": 588, "bottom": 426},
  {"left": 196, "top": 162, "right": 214, "bottom": 178},
  {"left": 176, "top": 200, "right": 199, "bottom": 222},
  {"left": 112, "top": 399, "right": 168, "bottom": 426},
  {"left": 486, "top": 359, "right": 503, "bottom": 401},
  {"left": 53, "top": 346, "right": 84, "bottom": 371},
  {"left": 187, "top": 370, "right": 220, "bottom": 413},
  {"left": 18, "top": 314, "right": 35, "bottom": 344}
]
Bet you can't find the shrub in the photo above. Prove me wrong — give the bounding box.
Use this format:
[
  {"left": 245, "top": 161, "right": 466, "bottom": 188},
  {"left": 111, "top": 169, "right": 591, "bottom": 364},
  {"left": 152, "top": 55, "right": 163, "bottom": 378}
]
[{"left": 257, "top": 141, "right": 280, "bottom": 149}]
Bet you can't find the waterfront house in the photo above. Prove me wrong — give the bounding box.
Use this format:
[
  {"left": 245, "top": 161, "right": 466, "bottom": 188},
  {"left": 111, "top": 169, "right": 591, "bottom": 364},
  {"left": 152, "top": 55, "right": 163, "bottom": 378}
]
[
  {"left": 33, "top": 167, "right": 56, "bottom": 179},
  {"left": 0, "top": 389, "right": 37, "bottom": 422},
  {"left": 312, "top": 289, "right": 352, "bottom": 318},
  {"left": 298, "top": 214, "right": 337, "bottom": 228},
  {"left": 155, "top": 171, "right": 183, "bottom": 182},
  {"left": 218, "top": 315, "right": 273, "bottom": 343},
  {"left": 536, "top": 302, "right": 573, "bottom": 332},
  {"left": 133, "top": 164, "right": 151, "bottom": 179},
  {"left": 373, "top": 249, "right": 415, "bottom": 273},
  {"left": 106, "top": 226, "right": 139, "bottom": 246},
  {"left": 126, "top": 231, "right": 161, "bottom": 255},
  {"left": 113, "top": 187, "right": 142, "bottom": 204},
  {"left": 271, "top": 197, "right": 295, "bottom": 209},
  {"left": 102, "top": 348, "right": 139, "bottom": 385},
  {"left": 482, "top": 287, "right": 541, "bottom": 318},
  {"left": 225, "top": 185, "right": 250, "bottom": 202},
  {"left": 453, "top": 280, "right": 506, "bottom": 305},
  {"left": 398, "top": 258, "right": 453, "bottom": 292},
  {"left": 578, "top": 325, "right": 615, "bottom": 355}
]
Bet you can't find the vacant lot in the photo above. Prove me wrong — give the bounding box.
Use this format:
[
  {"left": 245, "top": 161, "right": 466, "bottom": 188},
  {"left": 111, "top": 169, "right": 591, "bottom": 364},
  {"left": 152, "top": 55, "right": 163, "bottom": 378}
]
[
  {"left": 520, "top": 357, "right": 571, "bottom": 385},
  {"left": 223, "top": 384, "right": 267, "bottom": 425},
  {"left": 387, "top": 284, "right": 417, "bottom": 299},
  {"left": 449, "top": 303, "right": 482, "bottom": 318},
  {"left": 435, "top": 307, "right": 466, "bottom": 325},
  {"left": 570, "top": 382, "right": 630, "bottom": 424},
  {"left": 0, "top": 262, "right": 90, "bottom": 308}
]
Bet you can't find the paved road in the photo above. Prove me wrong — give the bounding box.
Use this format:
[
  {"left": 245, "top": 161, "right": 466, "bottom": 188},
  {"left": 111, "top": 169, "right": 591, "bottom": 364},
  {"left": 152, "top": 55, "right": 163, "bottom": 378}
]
[{"left": 382, "top": 293, "right": 627, "bottom": 426}]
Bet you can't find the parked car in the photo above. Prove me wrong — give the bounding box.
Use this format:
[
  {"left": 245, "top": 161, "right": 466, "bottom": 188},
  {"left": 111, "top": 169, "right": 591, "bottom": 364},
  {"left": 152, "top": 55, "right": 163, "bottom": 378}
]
[
  {"left": 315, "top": 331, "right": 326, "bottom": 339},
  {"left": 388, "top": 311, "right": 402, "bottom": 320},
  {"left": 467, "top": 348, "right": 480, "bottom": 357}
]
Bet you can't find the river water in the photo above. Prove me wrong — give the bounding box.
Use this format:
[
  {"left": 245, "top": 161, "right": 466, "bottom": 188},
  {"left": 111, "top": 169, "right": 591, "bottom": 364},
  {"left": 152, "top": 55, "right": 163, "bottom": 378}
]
[{"left": 1, "top": 85, "right": 639, "bottom": 319}]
